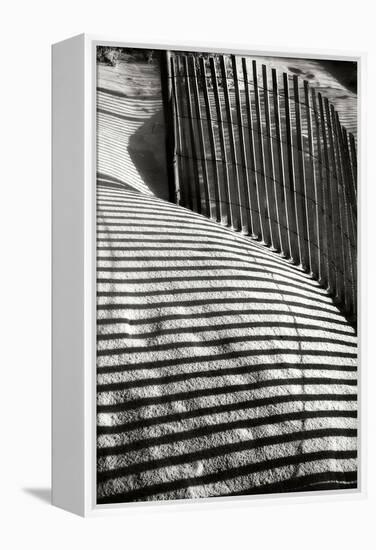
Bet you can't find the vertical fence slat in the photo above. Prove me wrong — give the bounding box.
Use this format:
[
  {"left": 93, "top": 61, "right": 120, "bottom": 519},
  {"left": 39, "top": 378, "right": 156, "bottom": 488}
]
[
  {"left": 183, "top": 55, "right": 202, "bottom": 214},
  {"left": 318, "top": 92, "right": 335, "bottom": 294},
  {"left": 324, "top": 98, "right": 344, "bottom": 302},
  {"left": 326, "top": 100, "right": 346, "bottom": 305},
  {"left": 188, "top": 56, "right": 211, "bottom": 217},
  {"left": 332, "top": 109, "right": 353, "bottom": 314},
  {"left": 170, "top": 55, "right": 184, "bottom": 206},
  {"left": 348, "top": 206, "right": 357, "bottom": 319},
  {"left": 303, "top": 80, "right": 319, "bottom": 278},
  {"left": 349, "top": 131, "right": 358, "bottom": 195},
  {"left": 337, "top": 114, "right": 357, "bottom": 316},
  {"left": 253, "top": 60, "right": 271, "bottom": 245},
  {"left": 219, "top": 56, "right": 243, "bottom": 231},
  {"left": 311, "top": 87, "right": 329, "bottom": 288},
  {"left": 293, "top": 74, "right": 310, "bottom": 271},
  {"left": 339, "top": 112, "right": 357, "bottom": 315},
  {"left": 210, "top": 56, "right": 233, "bottom": 226},
  {"left": 262, "top": 64, "right": 280, "bottom": 251},
  {"left": 271, "top": 68, "right": 290, "bottom": 257},
  {"left": 282, "top": 72, "right": 300, "bottom": 265},
  {"left": 242, "top": 57, "right": 262, "bottom": 239},
  {"left": 199, "top": 57, "right": 221, "bottom": 223},
  {"left": 343, "top": 127, "right": 357, "bottom": 211},
  {"left": 342, "top": 180, "right": 357, "bottom": 318},
  {"left": 339, "top": 119, "right": 358, "bottom": 223},
  {"left": 174, "top": 56, "right": 194, "bottom": 211},
  {"left": 231, "top": 55, "right": 252, "bottom": 234},
  {"left": 160, "top": 51, "right": 180, "bottom": 204}
]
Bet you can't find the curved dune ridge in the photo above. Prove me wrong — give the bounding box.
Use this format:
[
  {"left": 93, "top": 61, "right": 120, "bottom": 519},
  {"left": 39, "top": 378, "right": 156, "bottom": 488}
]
[{"left": 96, "top": 181, "right": 357, "bottom": 504}]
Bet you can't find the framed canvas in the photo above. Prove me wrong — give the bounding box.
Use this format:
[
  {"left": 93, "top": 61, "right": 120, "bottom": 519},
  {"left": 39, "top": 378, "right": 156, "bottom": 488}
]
[{"left": 52, "top": 34, "right": 362, "bottom": 516}]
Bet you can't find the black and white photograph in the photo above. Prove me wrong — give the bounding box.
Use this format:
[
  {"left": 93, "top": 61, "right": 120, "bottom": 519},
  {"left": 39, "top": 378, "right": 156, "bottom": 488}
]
[
  {"left": 7, "top": 0, "right": 376, "bottom": 544},
  {"left": 95, "top": 46, "right": 358, "bottom": 504}
]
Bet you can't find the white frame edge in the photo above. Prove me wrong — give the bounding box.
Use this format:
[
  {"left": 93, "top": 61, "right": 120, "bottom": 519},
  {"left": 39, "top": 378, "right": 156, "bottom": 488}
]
[
  {"left": 52, "top": 33, "right": 86, "bottom": 516},
  {"left": 52, "top": 33, "right": 95, "bottom": 517},
  {"left": 52, "top": 33, "right": 366, "bottom": 517}
]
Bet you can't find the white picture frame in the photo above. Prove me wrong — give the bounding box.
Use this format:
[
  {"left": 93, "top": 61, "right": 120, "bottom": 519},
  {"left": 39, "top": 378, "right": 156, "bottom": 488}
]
[{"left": 52, "top": 33, "right": 364, "bottom": 517}]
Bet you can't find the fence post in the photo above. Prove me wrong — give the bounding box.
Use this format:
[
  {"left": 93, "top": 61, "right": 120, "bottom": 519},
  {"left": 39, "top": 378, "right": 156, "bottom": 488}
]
[
  {"left": 183, "top": 55, "right": 202, "bottom": 214},
  {"left": 262, "top": 64, "right": 280, "bottom": 252},
  {"left": 189, "top": 55, "right": 211, "bottom": 218},
  {"left": 282, "top": 72, "right": 300, "bottom": 265},
  {"left": 303, "top": 80, "right": 319, "bottom": 279},
  {"left": 199, "top": 57, "right": 222, "bottom": 223},
  {"left": 271, "top": 68, "right": 290, "bottom": 258},
  {"left": 253, "top": 60, "right": 271, "bottom": 246},
  {"left": 219, "top": 56, "right": 243, "bottom": 231},
  {"left": 348, "top": 131, "right": 357, "bottom": 198},
  {"left": 293, "top": 74, "right": 310, "bottom": 272},
  {"left": 311, "top": 88, "right": 329, "bottom": 289},
  {"left": 325, "top": 98, "right": 344, "bottom": 303},
  {"left": 210, "top": 56, "right": 233, "bottom": 227},
  {"left": 332, "top": 109, "right": 352, "bottom": 314},
  {"left": 231, "top": 54, "right": 253, "bottom": 235},
  {"left": 160, "top": 50, "right": 180, "bottom": 205},
  {"left": 242, "top": 57, "right": 262, "bottom": 239},
  {"left": 318, "top": 92, "right": 335, "bottom": 295}
]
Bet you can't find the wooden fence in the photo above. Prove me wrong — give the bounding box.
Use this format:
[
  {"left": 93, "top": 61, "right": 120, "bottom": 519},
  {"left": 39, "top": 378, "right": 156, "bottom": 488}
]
[{"left": 161, "top": 51, "right": 357, "bottom": 321}]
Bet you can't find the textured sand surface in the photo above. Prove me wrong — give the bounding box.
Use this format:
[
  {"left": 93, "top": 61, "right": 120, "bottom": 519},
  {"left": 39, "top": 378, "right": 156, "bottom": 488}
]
[{"left": 96, "top": 184, "right": 357, "bottom": 503}]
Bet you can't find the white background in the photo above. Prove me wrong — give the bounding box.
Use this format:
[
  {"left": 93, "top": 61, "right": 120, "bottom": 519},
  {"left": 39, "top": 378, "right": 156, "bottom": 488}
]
[{"left": 1, "top": 0, "right": 375, "bottom": 548}]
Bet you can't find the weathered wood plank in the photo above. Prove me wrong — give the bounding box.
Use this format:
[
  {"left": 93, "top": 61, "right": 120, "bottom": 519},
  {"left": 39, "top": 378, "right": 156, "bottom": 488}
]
[
  {"left": 293, "top": 74, "right": 310, "bottom": 271},
  {"left": 343, "top": 128, "right": 357, "bottom": 213},
  {"left": 333, "top": 109, "right": 353, "bottom": 314},
  {"left": 219, "top": 56, "right": 243, "bottom": 231},
  {"left": 231, "top": 55, "right": 252, "bottom": 234},
  {"left": 199, "top": 56, "right": 222, "bottom": 222},
  {"left": 349, "top": 131, "right": 358, "bottom": 196},
  {"left": 242, "top": 57, "right": 262, "bottom": 239},
  {"left": 160, "top": 51, "right": 180, "bottom": 205},
  {"left": 173, "top": 56, "right": 194, "bottom": 210},
  {"left": 326, "top": 99, "right": 346, "bottom": 305},
  {"left": 253, "top": 60, "right": 271, "bottom": 246},
  {"left": 188, "top": 55, "right": 211, "bottom": 217},
  {"left": 183, "top": 55, "right": 202, "bottom": 214},
  {"left": 303, "top": 80, "right": 319, "bottom": 279},
  {"left": 282, "top": 72, "right": 300, "bottom": 265},
  {"left": 271, "top": 68, "right": 290, "bottom": 257},
  {"left": 262, "top": 64, "right": 280, "bottom": 251},
  {"left": 337, "top": 114, "right": 357, "bottom": 316},
  {"left": 311, "top": 87, "right": 329, "bottom": 288},
  {"left": 318, "top": 92, "right": 336, "bottom": 294},
  {"left": 210, "top": 56, "right": 233, "bottom": 226},
  {"left": 169, "top": 55, "right": 183, "bottom": 206}
]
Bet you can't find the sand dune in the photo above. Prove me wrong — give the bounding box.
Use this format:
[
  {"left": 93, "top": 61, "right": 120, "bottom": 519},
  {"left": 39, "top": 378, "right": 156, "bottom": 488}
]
[{"left": 96, "top": 183, "right": 357, "bottom": 503}]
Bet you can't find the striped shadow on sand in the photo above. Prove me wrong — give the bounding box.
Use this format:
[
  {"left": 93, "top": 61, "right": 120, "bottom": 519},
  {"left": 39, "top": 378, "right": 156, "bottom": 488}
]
[{"left": 96, "top": 181, "right": 357, "bottom": 504}]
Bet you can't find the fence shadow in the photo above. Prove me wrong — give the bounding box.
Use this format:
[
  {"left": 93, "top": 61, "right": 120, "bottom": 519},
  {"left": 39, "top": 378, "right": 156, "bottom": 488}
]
[
  {"left": 128, "top": 109, "right": 170, "bottom": 201},
  {"left": 96, "top": 184, "right": 357, "bottom": 504}
]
